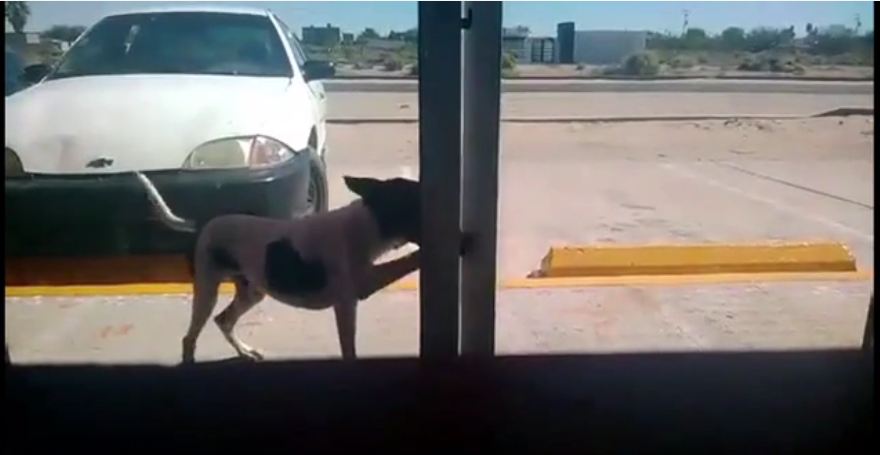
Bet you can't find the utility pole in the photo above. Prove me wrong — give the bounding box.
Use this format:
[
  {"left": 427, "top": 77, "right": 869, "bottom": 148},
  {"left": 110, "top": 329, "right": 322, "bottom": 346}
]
[{"left": 681, "top": 9, "right": 690, "bottom": 36}]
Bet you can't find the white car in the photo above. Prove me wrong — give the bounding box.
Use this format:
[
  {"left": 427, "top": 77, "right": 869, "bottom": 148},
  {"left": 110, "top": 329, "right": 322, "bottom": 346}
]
[{"left": 5, "top": 6, "right": 333, "bottom": 257}]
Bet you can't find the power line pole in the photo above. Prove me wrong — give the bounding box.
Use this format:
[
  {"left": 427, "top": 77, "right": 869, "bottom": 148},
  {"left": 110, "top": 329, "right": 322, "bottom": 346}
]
[{"left": 681, "top": 9, "right": 690, "bottom": 36}]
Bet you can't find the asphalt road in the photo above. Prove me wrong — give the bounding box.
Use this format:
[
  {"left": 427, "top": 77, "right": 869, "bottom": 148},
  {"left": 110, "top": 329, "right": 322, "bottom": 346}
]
[
  {"left": 324, "top": 78, "right": 874, "bottom": 95},
  {"left": 327, "top": 91, "right": 874, "bottom": 121}
]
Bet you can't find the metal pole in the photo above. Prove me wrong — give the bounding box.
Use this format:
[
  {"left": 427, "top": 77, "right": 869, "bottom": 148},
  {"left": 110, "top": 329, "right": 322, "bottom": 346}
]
[
  {"left": 460, "top": 1, "right": 502, "bottom": 356},
  {"left": 418, "top": 1, "right": 462, "bottom": 360},
  {"left": 863, "top": 294, "right": 873, "bottom": 350}
]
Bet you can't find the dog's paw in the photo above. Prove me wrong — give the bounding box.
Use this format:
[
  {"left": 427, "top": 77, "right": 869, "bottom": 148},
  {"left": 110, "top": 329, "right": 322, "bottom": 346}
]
[
  {"left": 460, "top": 232, "right": 475, "bottom": 256},
  {"left": 239, "top": 347, "right": 265, "bottom": 362}
]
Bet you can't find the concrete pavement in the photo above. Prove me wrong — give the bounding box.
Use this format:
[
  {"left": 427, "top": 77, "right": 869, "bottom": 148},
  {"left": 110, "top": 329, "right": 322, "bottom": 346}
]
[
  {"left": 324, "top": 117, "right": 874, "bottom": 277},
  {"left": 5, "top": 281, "right": 871, "bottom": 364},
  {"left": 5, "top": 114, "right": 873, "bottom": 364}
]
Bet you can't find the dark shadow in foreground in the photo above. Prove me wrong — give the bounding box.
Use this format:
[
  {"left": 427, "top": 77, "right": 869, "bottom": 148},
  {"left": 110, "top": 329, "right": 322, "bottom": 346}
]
[{"left": 6, "top": 350, "right": 873, "bottom": 453}]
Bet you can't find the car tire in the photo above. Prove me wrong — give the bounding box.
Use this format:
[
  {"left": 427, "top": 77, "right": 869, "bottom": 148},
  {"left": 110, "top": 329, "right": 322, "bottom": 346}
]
[{"left": 304, "top": 150, "right": 328, "bottom": 216}]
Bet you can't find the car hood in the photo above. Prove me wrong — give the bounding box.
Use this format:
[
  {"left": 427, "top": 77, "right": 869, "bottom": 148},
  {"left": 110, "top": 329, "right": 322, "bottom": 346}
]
[{"left": 5, "top": 74, "right": 308, "bottom": 174}]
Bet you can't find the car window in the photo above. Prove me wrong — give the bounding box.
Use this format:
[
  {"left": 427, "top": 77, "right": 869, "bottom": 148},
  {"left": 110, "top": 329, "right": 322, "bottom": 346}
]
[
  {"left": 5, "top": 51, "right": 24, "bottom": 95},
  {"left": 276, "top": 18, "right": 308, "bottom": 69},
  {"left": 48, "top": 12, "right": 292, "bottom": 79}
]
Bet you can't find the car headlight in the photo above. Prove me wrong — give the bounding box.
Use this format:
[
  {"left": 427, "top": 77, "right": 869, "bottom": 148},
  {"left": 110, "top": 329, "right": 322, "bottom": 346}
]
[
  {"left": 182, "top": 136, "right": 299, "bottom": 170},
  {"left": 6, "top": 148, "right": 24, "bottom": 177}
]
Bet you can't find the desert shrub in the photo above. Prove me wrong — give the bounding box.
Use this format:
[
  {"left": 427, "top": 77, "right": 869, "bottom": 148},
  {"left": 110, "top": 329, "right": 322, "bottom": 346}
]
[
  {"left": 669, "top": 55, "right": 697, "bottom": 69},
  {"left": 737, "top": 53, "right": 803, "bottom": 73},
  {"left": 501, "top": 52, "right": 518, "bottom": 70},
  {"left": 620, "top": 52, "right": 660, "bottom": 76},
  {"left": 382, "top": 56, "right": 403, "bottom": 72}
]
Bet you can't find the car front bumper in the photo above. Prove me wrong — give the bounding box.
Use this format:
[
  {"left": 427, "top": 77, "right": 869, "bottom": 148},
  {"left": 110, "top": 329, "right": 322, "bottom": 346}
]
[{"left": 5, "top": 154, "right": 312, "bottom": 257}]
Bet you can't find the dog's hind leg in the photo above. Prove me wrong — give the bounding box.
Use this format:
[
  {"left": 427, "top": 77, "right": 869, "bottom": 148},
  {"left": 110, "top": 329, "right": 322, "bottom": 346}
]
[
  {"left": 214, "top": 278, "right": 266, "bottom": 361},
  {"left": 182, "top": 271, "right": 222, "bottom": 364}
]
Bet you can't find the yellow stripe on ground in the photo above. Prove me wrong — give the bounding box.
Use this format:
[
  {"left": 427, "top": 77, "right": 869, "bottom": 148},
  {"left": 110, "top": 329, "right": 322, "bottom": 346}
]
[
  {"left": 535, "top": 242, "right": 857, "bottom": 278},
  {"left": 5, "top": 270, "right": 870, "bottom": 297}
]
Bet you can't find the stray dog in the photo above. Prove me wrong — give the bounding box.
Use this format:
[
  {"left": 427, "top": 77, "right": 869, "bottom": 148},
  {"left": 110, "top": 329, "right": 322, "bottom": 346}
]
[{"left": 136, "top": 172, "right": 466, "bottom": 363}]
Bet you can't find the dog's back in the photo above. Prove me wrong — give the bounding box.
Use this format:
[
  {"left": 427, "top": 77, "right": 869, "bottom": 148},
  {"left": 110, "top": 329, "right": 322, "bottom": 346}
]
[{"left": 194, "top": 202, "right": 385, "bottom": 297}]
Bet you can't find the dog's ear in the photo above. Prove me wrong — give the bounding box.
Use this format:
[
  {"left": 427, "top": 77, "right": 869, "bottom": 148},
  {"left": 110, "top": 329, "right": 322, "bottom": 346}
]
[{"left": 344, "top": 176, "right": 382, "bottom": 199}]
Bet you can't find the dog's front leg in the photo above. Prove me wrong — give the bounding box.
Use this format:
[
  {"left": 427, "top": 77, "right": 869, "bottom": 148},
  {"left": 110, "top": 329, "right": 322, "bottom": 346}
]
[
  {"left": 357, "top": 250, "right": 420, "bottom": 300},
  {"left": 333, "top": 301, "right": 357, "bottom": 360}
]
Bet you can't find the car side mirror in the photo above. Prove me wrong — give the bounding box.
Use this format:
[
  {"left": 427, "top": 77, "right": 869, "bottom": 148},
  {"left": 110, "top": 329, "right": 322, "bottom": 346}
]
[
  {"left": 302, "top": 60, "right": 334, "bottom": 81},
  {"left": 22, "top": 64, "right": 51, "bottom": 84}
]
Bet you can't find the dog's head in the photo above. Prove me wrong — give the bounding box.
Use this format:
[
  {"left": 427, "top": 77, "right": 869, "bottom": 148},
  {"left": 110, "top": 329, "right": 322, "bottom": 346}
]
[{"left": 345, "top": 176, "right": 421, "bottom": 245}]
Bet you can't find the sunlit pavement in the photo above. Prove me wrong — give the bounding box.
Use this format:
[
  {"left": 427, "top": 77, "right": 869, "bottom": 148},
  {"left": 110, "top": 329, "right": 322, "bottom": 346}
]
[
  {"left": 5, "top": 282, "right": 871, "bottom": 365},
  {"left": 326, "top": 118, "right": 874, "bottom": 277},
  {"left": 6, "top": 115, "right": 873, "bottom": 364}
]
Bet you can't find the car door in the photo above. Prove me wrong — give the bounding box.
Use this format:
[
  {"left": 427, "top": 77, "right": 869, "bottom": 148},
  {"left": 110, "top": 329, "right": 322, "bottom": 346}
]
[{"left": 276, "top": 19, "right": 327, "bottom": 129}]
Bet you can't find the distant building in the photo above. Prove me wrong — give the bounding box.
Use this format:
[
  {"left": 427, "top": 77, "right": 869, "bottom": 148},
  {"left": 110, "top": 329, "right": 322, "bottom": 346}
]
[
  {"left": 342, "top": 33, "right": 354, "bottom": 45},
  {"left": 557, "top": 23, "right": 647, "bottom": 65},
  {"left": 572, "top": 30, "right": 647, "bottom": 64},
  {"left": 502, "top": 26, "right": 530, "bottom": 63},
  {"left": 364, "top": 38, "right": 407, "bottom": 51},
  {"left": 302, "top": 23, "right": 340, "bottom": 47},
  {"left": 527, "top": 37, "right": 555, "bottom": 63},
  {"left": 502, "top": 27, "right": 557, "bottom": 64},
  {"left": 556, "top": 22, "right": 575, "bottom": 63}
]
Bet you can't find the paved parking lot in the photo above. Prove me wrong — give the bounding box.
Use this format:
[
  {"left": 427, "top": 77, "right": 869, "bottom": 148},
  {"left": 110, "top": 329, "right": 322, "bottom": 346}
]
[
  {"left": 325, "top": 117, "right": 874, "bottom": 276},
  {"left": 5, "top": 109, "right": 874, "bottom": 364}
]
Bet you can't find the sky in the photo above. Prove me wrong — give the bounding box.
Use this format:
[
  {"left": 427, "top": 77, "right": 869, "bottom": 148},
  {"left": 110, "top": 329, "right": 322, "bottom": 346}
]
[{"left": 9, "top": 1, "right": 875, "bottom": 37}]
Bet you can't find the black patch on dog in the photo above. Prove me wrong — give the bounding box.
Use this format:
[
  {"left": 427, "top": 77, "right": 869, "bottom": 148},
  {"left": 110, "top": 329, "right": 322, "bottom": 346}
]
[
  {"left": 210, "top": 247, "right": 239, "bottom": 272},
  {"left": 265, "top": 239, "right": 327, "bottom": 295},
  {"left": 344, "top": 176, "right": 421, "bottom": 244}
]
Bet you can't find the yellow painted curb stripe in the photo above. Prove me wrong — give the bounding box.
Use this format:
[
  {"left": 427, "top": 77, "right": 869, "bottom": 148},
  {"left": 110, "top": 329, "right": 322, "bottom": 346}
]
[
  {"left": 537, "top": 242, "right": 857, "bottom": 278},
  {"left": 5, "top": 270, "right": 870, "bottom": 297}
]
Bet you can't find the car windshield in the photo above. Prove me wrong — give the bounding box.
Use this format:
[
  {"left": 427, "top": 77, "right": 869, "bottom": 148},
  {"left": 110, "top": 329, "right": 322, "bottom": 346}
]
[
  {"left": 48, "top": 12, "right": 292, "bottom": 80},
  {"left": 5, "top": 51, "right": 24, "bottom": 95}
]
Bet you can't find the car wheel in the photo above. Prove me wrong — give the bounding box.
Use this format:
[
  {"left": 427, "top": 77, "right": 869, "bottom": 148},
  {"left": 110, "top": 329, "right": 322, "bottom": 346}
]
[{"left": 303, "top": 152, "right": 328, "bottom": 216}]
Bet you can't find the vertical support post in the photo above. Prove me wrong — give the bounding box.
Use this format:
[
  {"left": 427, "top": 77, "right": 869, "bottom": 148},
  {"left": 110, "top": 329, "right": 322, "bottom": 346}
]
[
  {"left": 418, "top": 2, "right": 462, "bottom": 359},
  {"left": 460, "top": 1, "right": 502, "bottom": 356},
  {"left": 863, "top": 294, "right": 873, "bottom": 350}
]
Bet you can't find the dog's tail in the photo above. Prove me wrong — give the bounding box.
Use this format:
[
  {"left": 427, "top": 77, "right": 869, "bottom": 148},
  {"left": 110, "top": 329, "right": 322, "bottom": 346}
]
[{"left": 135, "top": 172, "right": 197, "bottom": 233}]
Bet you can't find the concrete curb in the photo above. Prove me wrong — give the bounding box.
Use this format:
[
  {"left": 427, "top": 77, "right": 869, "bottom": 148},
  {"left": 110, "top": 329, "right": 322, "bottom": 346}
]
[
  {"left": 812, "top": 107, "right": 876, "bottom": 117},
  {"left": 532, "top": 242, "right": 858, "bottom": 278},
  {"left": 5, "top": 270, "right": 871, "bottom": 297},
  {"left": 327, "top": 107, "right": 873, "bottom": 125},
  {"left": 5, "top": 240, "right": 864, "bottom": 295}
]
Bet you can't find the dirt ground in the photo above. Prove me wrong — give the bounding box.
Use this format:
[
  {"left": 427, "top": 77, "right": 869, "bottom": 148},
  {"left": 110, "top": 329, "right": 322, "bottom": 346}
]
[
  {"left": 336, "top": 63, "right": 874, "bottom": 80},
  {"left": 512, "top": 63, "right": 875, "bottom": 80}
]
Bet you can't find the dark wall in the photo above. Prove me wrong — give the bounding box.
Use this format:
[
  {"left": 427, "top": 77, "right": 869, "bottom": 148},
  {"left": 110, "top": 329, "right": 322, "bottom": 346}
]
[{"left": 557, "top": 22, "right": 575, "bottom": 63}]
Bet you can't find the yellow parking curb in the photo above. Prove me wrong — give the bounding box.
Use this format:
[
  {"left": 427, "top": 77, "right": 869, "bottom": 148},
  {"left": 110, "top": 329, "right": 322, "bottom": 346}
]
[
  {"left": 534, "top": 242, "right": 858, "bottom": 278},
  {"left": 5, "top": 270, "right": 870, "bottom": 297},
  {"left": 4, "top": 241, "right": 866, "bottom": 297}
]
